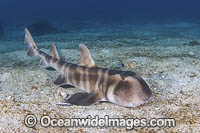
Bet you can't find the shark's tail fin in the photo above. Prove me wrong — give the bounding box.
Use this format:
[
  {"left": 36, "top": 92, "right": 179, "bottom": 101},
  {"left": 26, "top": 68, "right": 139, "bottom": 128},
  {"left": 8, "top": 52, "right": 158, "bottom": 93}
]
[
  {"left": 24, "top": 28, "right": 38, "bottom": 56},
  {"left": 24, "top": 28, "right": 61, "bottom": 69}
]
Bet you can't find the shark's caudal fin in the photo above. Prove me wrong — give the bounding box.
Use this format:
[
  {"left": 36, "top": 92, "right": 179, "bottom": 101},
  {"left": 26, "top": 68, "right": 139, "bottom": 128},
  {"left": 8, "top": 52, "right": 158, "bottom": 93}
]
[
  {"left": 25, "top": 28, "right": 61, "bottom": 68},
  {"left": 78, "top": 44, "right": 96, "bottom": 67},
  {"left": 24, "top": 28, "right": 38, "bottom": 57}
]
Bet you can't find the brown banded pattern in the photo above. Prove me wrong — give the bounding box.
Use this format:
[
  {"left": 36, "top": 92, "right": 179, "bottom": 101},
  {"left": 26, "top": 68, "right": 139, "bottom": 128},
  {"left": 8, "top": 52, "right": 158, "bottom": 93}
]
[
  {"left": 81, "top": 67, "right": 88, "bottom": 90},
  {"left": 73, "top": 66, "right": 82, "bottom": 87},
  {"left": 25, "top": 28, "right": 152, "bottom": 107},
  {"left": 87, "top": 67, "right": 98, "bottom": 92}
]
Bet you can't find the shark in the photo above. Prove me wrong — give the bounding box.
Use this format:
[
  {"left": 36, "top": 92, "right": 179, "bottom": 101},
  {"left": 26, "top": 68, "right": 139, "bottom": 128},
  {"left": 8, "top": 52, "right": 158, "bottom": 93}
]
[{"left": 24, "top": 28, "right": 152, "bottom": 107}]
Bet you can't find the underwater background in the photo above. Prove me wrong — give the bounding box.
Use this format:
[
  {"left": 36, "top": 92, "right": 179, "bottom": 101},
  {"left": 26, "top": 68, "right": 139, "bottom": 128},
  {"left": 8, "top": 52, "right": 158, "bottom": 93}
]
[
  {"left": 0, "top": 0, "right": 200, "bottom": 52},
  {"left": 0, "top": 0, "right": 200, "bottom": 132}
]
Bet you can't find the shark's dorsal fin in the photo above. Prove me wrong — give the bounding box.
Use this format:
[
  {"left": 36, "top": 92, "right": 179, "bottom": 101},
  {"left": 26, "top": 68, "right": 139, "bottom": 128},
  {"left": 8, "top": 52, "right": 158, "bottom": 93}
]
[
  {"left": 78, "top": 44, "right": 96, "bottom": 67},
  {"left": 50, "top": 43, "right": 60, "bottom": 60},
  {"left": 39, "top": 43, "right": 60, "bottom": 68}
]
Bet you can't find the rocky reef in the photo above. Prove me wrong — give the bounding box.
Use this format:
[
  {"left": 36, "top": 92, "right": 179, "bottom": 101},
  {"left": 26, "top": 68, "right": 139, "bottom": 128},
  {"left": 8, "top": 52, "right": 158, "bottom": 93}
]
[{"left": 27, "top": 20, "right": 57, "bottom": 36}]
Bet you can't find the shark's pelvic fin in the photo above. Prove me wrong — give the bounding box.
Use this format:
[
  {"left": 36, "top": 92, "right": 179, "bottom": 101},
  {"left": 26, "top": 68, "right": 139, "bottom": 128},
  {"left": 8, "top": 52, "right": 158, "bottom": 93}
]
[
  {"left": 24, "top": 28, "right": 38, "bottom": 56},
  {"left": 66, "top": 92, "right": 101, "bottom": 106},
  {"left": 78, "top": 44, "right": 96, "bottom": 67},
  {"left": 54, "top": 74, "right": 67, "bottom": 86}
]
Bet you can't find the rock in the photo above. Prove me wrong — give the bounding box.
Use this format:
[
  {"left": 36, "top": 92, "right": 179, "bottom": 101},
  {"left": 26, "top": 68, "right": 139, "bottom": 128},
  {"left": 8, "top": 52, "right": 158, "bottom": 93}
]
[
  {"left": 188, "top": 51, "right": 195, "bottom": 56},
  {"left": 184, "top": 41, "right": 200, "bottom": 46},
  {"left": 188, "top": 72, "right": 197, "bottom": 77},
  {"left": 27, "top": 20, "right": 57, "bottom": 36},
  {"left": 31, "top": 86, "right": 38, "bottom": 90},
  {"left": 6, "top": 95, "right": 14, "bottom": 101},
  {"left": 60, "top": 91, "right": 67, "bottom": 98},
  {"left": 124, "top": 62, "right": 137, "bottom": 69},
  {"left": 189, "top": 41, "right": 200, "bottom": 46},
  {"left": 57, "top": 90, "right": 68, "bottom": 99}
]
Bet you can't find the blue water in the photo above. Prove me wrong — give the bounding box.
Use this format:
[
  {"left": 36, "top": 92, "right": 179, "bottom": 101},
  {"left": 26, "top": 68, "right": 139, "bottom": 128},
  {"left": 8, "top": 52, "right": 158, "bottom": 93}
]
[
  {"left": 0, "top": 0, "right": 200, "bottom": 24},
  {"left": 0, "top": 0, "right": 200, "bottom": 52}
]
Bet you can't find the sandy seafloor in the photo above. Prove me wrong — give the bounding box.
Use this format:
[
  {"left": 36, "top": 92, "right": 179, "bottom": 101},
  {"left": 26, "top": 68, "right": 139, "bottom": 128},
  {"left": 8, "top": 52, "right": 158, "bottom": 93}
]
[{"left": 0, "top": 22, "right": 200, "bottom": 132}]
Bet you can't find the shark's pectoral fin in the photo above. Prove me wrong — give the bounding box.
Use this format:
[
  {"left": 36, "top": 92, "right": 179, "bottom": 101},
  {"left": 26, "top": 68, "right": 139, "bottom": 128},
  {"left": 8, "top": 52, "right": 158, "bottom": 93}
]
[
  {"left": 54, "top": 75, "right": 67, "bottom": 86},
  {"left": 60, "top": 84, "right": 74, "bottom": 88},
  {"left": 45, "top": 67, "right": 56, "bottom": 71},
  {"left": 66, "top": 92, "right": 101, "bottom": 106},
  {"left": 78, "top": 44, "right": 96, "bottom": 67}
]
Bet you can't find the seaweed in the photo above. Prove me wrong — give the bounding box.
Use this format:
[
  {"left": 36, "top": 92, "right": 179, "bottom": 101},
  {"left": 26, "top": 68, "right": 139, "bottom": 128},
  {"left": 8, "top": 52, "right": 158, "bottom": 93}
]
[{"left": 27, "top": 20, "right": 57, "bottom": 36}]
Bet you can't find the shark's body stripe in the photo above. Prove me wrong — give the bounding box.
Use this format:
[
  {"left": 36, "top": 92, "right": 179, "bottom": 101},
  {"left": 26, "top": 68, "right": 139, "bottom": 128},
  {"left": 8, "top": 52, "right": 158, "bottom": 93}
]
[
  {"left": 97, "top": 68, "right": 107, "bottom": 94},
  {"left": 87, "top": 67, "right": 98, "bottom": 92},
  {"left": 85, "top": 68, "right": 90, "bottom": 92},
  {"left": 57, "top": 60, "right": 65, "bottom": 72},
  {"left": 82, "top": 68, "right": 88, "bottom": 90},
  {"left": 102, "top": 69, "right": 109, "bottom": 100},
  {"left": 96, "top": 68, "right": 102, "bottom": 93},
  {"left": 73, "top": 67, "right": 81, "bottom": 87},
  {"left": 65, "top": 63, "right": 71, "bottom": 84},
  {"left": 68, "top": 64, "right": 75, "bottom": 85},
  {"left": 38, "top": 50, "right": 51, "bottom": 64},
  {"left": 79, "top": 67, "right": 84, "bottom": 90}
]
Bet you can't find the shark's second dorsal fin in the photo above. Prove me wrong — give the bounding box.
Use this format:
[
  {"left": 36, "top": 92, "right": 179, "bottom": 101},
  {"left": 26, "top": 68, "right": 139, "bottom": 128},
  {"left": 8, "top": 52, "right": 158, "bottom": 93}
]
[
  {"left": 78, "top": 44, "right": 96, "bottom": 67},
  {"left": 50, "top": 43, "right": 60, "bottom": 60},
  {"left": 39, "top": 43, "right": 60, "bottom": 68}
]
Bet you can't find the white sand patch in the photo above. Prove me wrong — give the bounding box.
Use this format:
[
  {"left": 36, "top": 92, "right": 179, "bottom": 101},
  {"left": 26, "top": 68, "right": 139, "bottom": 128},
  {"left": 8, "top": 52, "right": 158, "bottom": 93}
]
[{"left": 0, "top": 44, "right": 199, "bottom": 132}]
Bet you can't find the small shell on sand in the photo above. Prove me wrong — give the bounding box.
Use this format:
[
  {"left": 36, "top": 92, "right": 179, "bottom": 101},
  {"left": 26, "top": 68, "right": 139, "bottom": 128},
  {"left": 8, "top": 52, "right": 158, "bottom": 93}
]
[
  {"left": 31, "top": 86, "right": 38, "bottom": 90},
  {"left": 124, "top": 62, "right": 137, "bottom": 69}
]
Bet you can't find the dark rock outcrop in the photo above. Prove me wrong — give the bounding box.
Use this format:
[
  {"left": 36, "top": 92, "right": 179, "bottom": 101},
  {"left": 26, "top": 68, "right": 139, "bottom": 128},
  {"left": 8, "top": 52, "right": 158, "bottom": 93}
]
[
  {"left": 27, "top": 20, "right": 57, "bottom": 36},
  {"left": 183, "top": 41, "right": 200, "bottom": 46}
]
